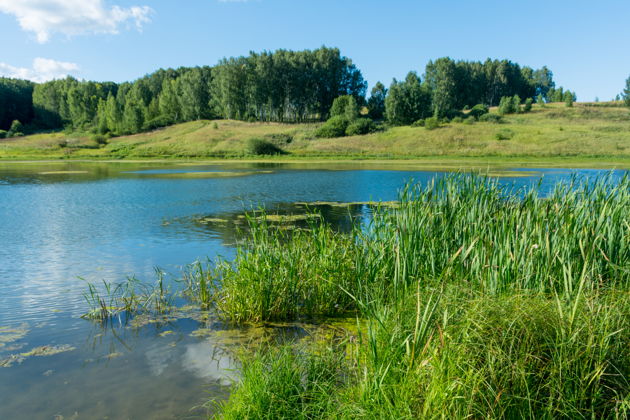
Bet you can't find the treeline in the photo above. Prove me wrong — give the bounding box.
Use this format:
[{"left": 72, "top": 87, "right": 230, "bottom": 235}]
[
  {"left": 0, "top": 47, "right": 365, "bottom": 136},
  {"left": 1, "top": 48, "right": 577, "bottom": 138},
  {"left": 371, "top": 58, "right": 575, "bottom": 126}
]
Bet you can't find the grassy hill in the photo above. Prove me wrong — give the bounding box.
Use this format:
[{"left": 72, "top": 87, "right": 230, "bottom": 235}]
[{"left": 1, "top": 103, "right": 630, "bottom": 166}]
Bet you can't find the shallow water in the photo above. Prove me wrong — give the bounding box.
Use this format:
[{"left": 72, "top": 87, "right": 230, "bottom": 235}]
[{"left": 0, "top": 161, "right": 627, "bottom": 419}]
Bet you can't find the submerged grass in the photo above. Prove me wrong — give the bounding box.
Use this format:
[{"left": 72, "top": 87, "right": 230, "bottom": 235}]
[{"left": 204, "top": 173, "right": 630, "bottom": 419}]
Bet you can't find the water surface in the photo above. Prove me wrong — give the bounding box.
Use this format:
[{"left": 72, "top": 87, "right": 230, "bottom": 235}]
[{"left": 0, "top": 161, "right": 626, "bottom": 419}]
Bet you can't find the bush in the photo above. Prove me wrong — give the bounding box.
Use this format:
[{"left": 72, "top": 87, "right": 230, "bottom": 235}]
[
  {"left": 451, "top": 116, "right": 464, "bottom": 123},
  {"left": 212, "top": 122, "right": 219, "bottom": 129},
  {"left": 247, "top": 138, "right": 284, "bottom": 155},
  {"left": 463, "top": 117, "right": 474, "bottom": 125},
  {"left": 0, "top": 130, "right": 7, "bottom": 139},
  {"left": 424, "top": 117, "right": 440, "bottom": 130},
  {"left": 412, "top": 119, "right": 425, "bottom": 127},
  {"left": 264, "top": 133, "right": 293, "bottom": 144},
  {"left": 499, "top": 96, "right": 518, "bottom": 115},
  {"left": 143, "top": 115, "right": 172, "bottom": 131},
  {"left": 315, "top": 116, "right": 349, "bottom": 138},
  {"left": 479, "top": 113, "right": 503, "bottom": 123},
  {"left": 91, "top": 134, "right": 108, "bottom": 146},
  {"left": 469, "top": 104, "right": 489, "bottom": 120},
  {"left": 524, "top": 98, "right": 533, "bottom": 112},
  {"left": 495, "top": 129, "right": 514, "bottom": 140},
  {"left": 345, "top": 118, "right": 375, "bottom": 136}
]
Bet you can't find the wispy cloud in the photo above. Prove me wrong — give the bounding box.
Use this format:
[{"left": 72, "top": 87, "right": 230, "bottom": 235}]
[
  {"left": 0, "top": 58, "right": 80, "bottom": 82},
  {"left": 0, "top": 0, "right": 153, "bottom": 43}
]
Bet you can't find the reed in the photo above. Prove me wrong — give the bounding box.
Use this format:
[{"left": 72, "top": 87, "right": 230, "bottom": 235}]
[{"left": 212, "top": 174, "right": 630, "bottom": 419}]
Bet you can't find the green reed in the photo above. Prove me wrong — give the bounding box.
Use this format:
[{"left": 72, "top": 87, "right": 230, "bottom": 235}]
[{"left": 212, "top": 174, "right": 630, "bottom": 419}]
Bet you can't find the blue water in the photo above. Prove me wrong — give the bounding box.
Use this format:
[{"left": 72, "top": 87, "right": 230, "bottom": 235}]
[{"left": 0, "top": 161, "right": 627, "bottom": 419}]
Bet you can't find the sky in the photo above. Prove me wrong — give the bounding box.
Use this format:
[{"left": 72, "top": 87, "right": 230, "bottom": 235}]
[{"left": 1, "top": 0, "right": 629, "bottom": 101}]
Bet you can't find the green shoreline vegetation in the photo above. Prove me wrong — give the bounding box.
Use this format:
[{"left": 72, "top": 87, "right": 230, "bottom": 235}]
[
  {"left": 80, "top": 174, "right": 630, "bottom": 419},
  {"left": 1, "top": 103, "right": 630, "bottom": 165},
  {"left": 2, "top": 47, "right": 629, "bottom": 165}
]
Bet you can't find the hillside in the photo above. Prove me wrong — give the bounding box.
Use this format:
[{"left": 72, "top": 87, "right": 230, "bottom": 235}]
[{"left": 1, "top": 103, "right": 629, "bottom": 166}]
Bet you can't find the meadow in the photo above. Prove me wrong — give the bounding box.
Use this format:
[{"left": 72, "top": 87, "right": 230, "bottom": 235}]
[
  {"left": 1, "top": 103, "right": 630, "bottom": 167},
  {"left": 165, "top": 173, "right": 630, "bottom": 419}
]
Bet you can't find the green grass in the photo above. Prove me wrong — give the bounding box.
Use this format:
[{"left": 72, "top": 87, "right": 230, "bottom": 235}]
[
  {"left": 2, "top": 103, "right": 630, "bottom": 166},
  {"left": 202, "top": 174, "right": 630, "bottom": 419}
]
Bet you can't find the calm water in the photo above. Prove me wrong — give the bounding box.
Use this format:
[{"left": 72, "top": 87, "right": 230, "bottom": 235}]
[{"left": 0, "top": 161, "right": 627, "bottom": 419}]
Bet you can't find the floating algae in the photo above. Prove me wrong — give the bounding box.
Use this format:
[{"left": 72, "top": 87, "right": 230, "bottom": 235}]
[
  {"left": 1, "top": 344, "right": 76, "bottom": 368},
  {"left": 294, "top": 200, "right": 400, "bottom": 208},
  {"left": 0, "top": 323, "right": 29, "bottom": 350},
  {"left": 158, "top": 330, "right": 175, "bottom": 337}
]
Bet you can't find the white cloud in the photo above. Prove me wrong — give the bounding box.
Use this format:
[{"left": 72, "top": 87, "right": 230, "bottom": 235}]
[
  {"left": 0, "top": 58, "right": 79, "bottom": 82},
  {"left": 0, "top": 0, "right": 153, "bottom": 43}
]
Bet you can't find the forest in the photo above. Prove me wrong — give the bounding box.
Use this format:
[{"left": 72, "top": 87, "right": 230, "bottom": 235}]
[{"left": 0, "top": 47, "right": 577, "bottom": 138}]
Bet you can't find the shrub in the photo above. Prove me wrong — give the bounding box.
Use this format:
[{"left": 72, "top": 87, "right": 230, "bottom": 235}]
[
  {"left": 91, "top": 134, "right": 108, "bottom": 146},
  {"left": 264, "top": 133, "right": 293, "bottom": 144},
  {"left": 424, "top": 116, "right": 440, "bottom": 130},
  {"left": 451, "top": 116, "right": 464, "bottom": 123},
  {"left": 143, "top": 115, "right": 172, "bottom": 131},
  {"left": 495, "top": 129, "right": 514, "bottom": 140},
  {"left": 247, "top": 138, "right": 284, "bottom": 155},
  {"left": 499, "top": 96, "right": 518, "bottom": 115},
  {"left": 0, "top": 130, "right": 6, "bottom": 139},
  {"left": 479, "top": 113, "right": 503, "bottom": 123},
  {"left": 469, "top": 104, "right": 489, "bottom": 120},
  {"left": 524, "top": 97, "right": 533, "bottom": 112},
  {"left": 463, "top": 117, "right": 474, "bottom": 125},
  {"left": 315, "top": 116, "right": 349, "bottom": 138},
  {"left": 212, "top": 122, "right": 219, "bottom": 129},
  {"left": 412, "top": 119, "right": 425, "bottom": 127},
  {"left": 345, "top": 118, "right": 375, "bottom": 136}
]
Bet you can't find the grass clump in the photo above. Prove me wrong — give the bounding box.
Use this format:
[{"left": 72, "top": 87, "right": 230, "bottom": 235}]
[{"left": 207, "top": 174, "right": 630, "bottom": 419}]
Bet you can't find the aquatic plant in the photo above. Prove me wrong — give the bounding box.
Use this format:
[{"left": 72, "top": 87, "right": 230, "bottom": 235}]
[{"left": 210, "top": 173, "right": 630, "bottom": 419}]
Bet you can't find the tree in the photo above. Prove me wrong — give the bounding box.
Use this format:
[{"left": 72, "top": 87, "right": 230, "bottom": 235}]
[
  {"left": 425, "top": 58, "right": 458, "bottom": 118},
  {"left": 330, "top": 95, "right": 359, "bottom": 120},
  {"left": 564, "top": 90, "right": 574, "bottom": 107},
  {"left": 367, "top": 82, "right": 387, "bottom": 120},
  {"left": 623, "top": 75, "right": 630, "bottom": 107},
  {"left": 385, "top": 72, "right": 431, "bottom": 126},
  {"left": 7, "top": 119, "right": 24, "bottom": 137}
]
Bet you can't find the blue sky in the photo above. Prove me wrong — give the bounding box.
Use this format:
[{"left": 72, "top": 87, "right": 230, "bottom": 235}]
[{"left": 1, "top": 0, "right": 629, "bottom": 101}]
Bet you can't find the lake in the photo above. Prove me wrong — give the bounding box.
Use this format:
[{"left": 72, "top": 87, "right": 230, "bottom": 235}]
[{"left": 0, "top": 161, "right": 627, "bottom": 419}]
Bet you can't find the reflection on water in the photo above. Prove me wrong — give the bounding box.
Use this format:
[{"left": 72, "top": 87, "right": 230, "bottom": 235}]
[{"left": 0, "top": 161, "right": 627, "bottom": 419}]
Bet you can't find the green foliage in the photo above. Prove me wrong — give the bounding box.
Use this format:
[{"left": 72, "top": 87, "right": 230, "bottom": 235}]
[
  {"left": 524, "top": 97, "right": 533, "bottom": 112},
  {"left": 495, "top": 128, "right": 514, "bottom": 140},
  {"left": 411, "top": 119, "right": 425, "bottom": 127},
  {"left": 537, "top": 93, "right": 545, "bottom": 106},
  {"left": 478, "top": 113, "right": 503, "bottom": 123},
  {"left": 209, "top": 175, "right": 630, "bottom": 419},
  {"left": 330, "top": 95, "right": 359, "bottom": 121},
  {"left": 345, "top": 118, "right": 375, "bottom": 136},
  {"left": 469, "top": 104, "right": 489, "bottom": 120},
  {"left": 385, "top": 72, "right": 431, "bottom": 125},
  {"left": 6, "top": 119, "right": 24, "bottom": 137},
  {"left": 0, "top": 78, "right": 34, "bottom": 131},
  {"left": 451, "top": 116, "right": 464, "bottom": 123},
  {"left": 564, "top": 90, "right": 574, "bottom": 107},
  {"left": 367, "top": 81, "right": 387, "bottom": 120},
  {"left": 246, "top": 138, "right": 285, "bottom": 155},
  {"left": 0, "top": 129, "right": 6, "bottom": 138},
  {"left": 624, "top": 75, "right": 630, "bottom": 107},
  {"left": 424, "top": 116, "right": 440, "bottom": 130},
  {"left": 499, "top": 96, "right": 519, "bottom": 115},
  {"left": 315, "top": 116, "right": 349, "bottom": 138},
  {"left": 91, "top": 134, "right": 108, "bottom": 146}
]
